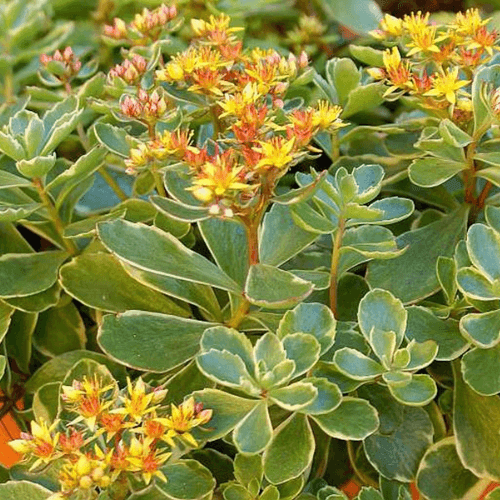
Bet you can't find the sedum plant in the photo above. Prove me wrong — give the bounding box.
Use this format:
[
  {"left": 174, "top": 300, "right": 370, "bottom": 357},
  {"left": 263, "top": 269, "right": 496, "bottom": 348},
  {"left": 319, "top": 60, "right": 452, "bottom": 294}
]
[{"left": 2, "top": 2, "right": 500, "bottom": 500}]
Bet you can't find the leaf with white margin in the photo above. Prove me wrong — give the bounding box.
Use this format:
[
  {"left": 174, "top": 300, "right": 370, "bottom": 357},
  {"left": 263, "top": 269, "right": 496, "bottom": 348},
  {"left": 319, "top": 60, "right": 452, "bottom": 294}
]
[
  {"left": 269, "top": 382, "right": 318, "bottom": 411},
  {"left": 466, "top": 223, "right": 500, "bottom": 281},
  {"left": 233, "top": 401, "right": 272, "bottom": 454},
  {"left": 282, "top": 333, "right": 321, "bottom": 378},
  {"left": 456, "top": 267, "right": 500, "bottom": 300},
  {"left": 200, "top": 326, "right": 255, "bottom": 374},
  {"left": 334, "top": 348, "right": 385, "bottom": 380},
  {"left": 460, "top": 310, "right": 500, "bottom": 348},
  {"left": 311, "top": 397, "right": 379, "bottom": 440},
  {"left": 358, "top": 289, "right": 407, "bottom": 345},
  {"left": 387, "top": 374, "right": 437, "bottom": 406},
  {"left": 277, "top": 303, "right": 336, "bottom": 355}
]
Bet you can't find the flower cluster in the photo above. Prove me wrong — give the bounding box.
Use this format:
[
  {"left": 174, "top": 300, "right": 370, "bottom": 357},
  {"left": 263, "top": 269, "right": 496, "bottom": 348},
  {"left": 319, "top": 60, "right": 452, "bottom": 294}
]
[
  {"left": 104, "top": 4, "right": 178, "bottom": 45},
  {"left": 123, "top": 12, "right": 344, "bottom": 214},
  {"left": 286, "top": 15, "right": 327, "bottom": 54},
  {"left": 109, "top": 54, "right": 148, "bottom": 86},
  {"left": 368, "top": 9, "right": 500, "bottom": 120},
  {"left": 40, "top": 47, "right": 82, "bottom": 81},
  {"left": 10, "top": 376, "right": 212, "bottom": 498}
]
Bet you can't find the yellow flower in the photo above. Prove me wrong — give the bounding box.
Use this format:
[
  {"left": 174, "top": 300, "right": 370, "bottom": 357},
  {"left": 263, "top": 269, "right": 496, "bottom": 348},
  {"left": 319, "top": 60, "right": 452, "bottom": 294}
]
[
  {"left": 405, "top": 26, "right": 442, "bottom": 56},
  {"left": 312, "top": 101, "right": 344, "bottom": 130},
  {"left": 256, "top": 137, "right": 296, "bottom": 170},
  {"left": 191, "top": 14, "right": 242, "bottom": 37},
  {"left": 424, "top": 68, "right": 470, "bottom": 104},
  {"left": 370, "top": 14, "right": 404, "bottom": 39},
  {"left": 189, "top": 153, "right": 252, "bottom": 203},
  {"left": 383, "top": 46, "right": 402, "bottom": 72},
  {"left": 382, "top": 47, "right": 412, "bottom": 96},
  {"left": 126, "top": 437, "right": 170, "bottom": 485},
  {"left": 114, "top": 377, "right": 157, "bottom": 422},
  {"left": 219, "top": 83, "right": 261, "bottom": 118},
  {"left": 10, "top": 419, "right": 61, "bottom": 469},
  {"left": 453, "top": 9, "right": 489, "bottom": 36},
  {"left": 403, "top": 11, "right": 430, "bottom": 36},
  {"left": 157, "top": 397, "right": 213, "bottom": 448}
]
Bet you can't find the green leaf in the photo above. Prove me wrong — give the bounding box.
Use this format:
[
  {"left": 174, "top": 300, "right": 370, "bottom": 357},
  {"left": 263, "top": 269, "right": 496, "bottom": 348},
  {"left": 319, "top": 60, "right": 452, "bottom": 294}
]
[
  {"left": 454, "top": 363, "right": 500, "bottom": 480},
  {"left": 200, "top": 326, "right": 254, "bottom": 374},
  {"left": 405, "top": 340, "right": 438, "bottom": 370},
  {"left": 0, "top": 170, "right": 31, "bottom": 189},
  {"left": 197, "top": 349, "right": 254, "bottom": 389},
  {"left": 33, "top": 301, "right": 86, "bottom": 357},
  {"left": 40, "top": 96, "right": 83, "bottom": 155},
  {"left": 358, "top": 289, "right": 406, "bottom": 345},
  {"left": 356, "top": 488, "right": 384, "bottom": 500},
  {"left": 199, "top": 218, "right": 249, "bottom": 288},
  {"left": 0, "top": 482, "right": 53, "bottom": 500},
  {"left": 277, "top": 303, "right": 336, "bottom": 355},
  {"left": 48, "top": 147, "right": 107, "bottom": 209},
  {"left": 158, "top": 460, "right": 216, "bottom": 500},
  {"left": 234, "top": 454, "right": 263, "bottom": 490},
  {"left": 269, "top": 382, "right": 318, "bottom": 411},
  {"left": 475, "top": 167, "right": 500, "bottom": 188},
  {"left": 245, "top": 264, "right": 314, "bottom": 309},
  {"left": 233, "top": 401, "right": 272, "bottom": 454},
  {"left": 387, "top": 374, "right": 437, "bottom": 406},
  {"left": 416, "top": 437, "right": 484, "bottom": 500},
  {"left": 94, "top": 122, "right": 131, "bottom": 157},
  {"left": 122, "top": 264, "right": 221, "bottom": 321},
  {"left": 263, "top": 413, "right": 315, "bottom": 484},
  {"left": 5, "top": 310, "right": 37, "bottom": 373},
  {"left": 0, "top": 203, "right": 42, "bottom": 222},
  {"left": 467, "top": 223, "right": 500, "bottom": 281},
  {"left": 318, "top": 0, "right": 383, "bottom": 34},
  {"left": 457, "top": 267, "right": 500, "bottom": 300},
  {"left": 486, "top": 205, "right": 500, "bottom": 234},
  {"left": 334, "top": 348, "right": 385, "bottom": 380},
  {"left": 98, "top": 219, "right": 241, "bottom": 293},
  {"left": 439, "top": 119, "right": 473, "bottom": 148},
  {"left": 151, "top": 196, "right": 210, "bottom": 223},
  {"left": 0, "top": 302, "right": 14, "bottom": 343},
  {"left": 3, "top": 283, "right": 62, "bottom": 313},
  {"left": 367, "top": 206, "right": 468, "bottom": 303},
  {"left": 326, "top": 58, "right": 360, "bottom": 106},
  {"left": 291, "top": 202, "right": 337, "bottom": 234},
  {"left": 0, "top": 250, "right": 67, "bottom": 298},
  {"left": 312, "top": 397, "right": 379, "bottom": 440},
  {"left": 460, "top": 310, "right": 500, "bottom": 348},
  {"left": 282, "top": 333, "right": 321, "bottom": 377},
  {"left": 437, "top": 256, "right": 457, "bottom": 305},
  {"left": 360, "top": 385, "right": 433, "bottom": 482},
  {"left": 408, "top": 158, "right": 467, "bottom": 188},
  {"left": 342, "top": 83, "right": 386, "bottom": 119},
  {"left": 99, "top": 311, "right": 217, "bottom": 372},
  {"left": 25, "top": 350, "right": 126, "bottom": 394},
  {"left": 349, "top": 45, "right": 384, "bottom": 66},
  {"left": 260, "top": 204, "right": 319, "bottom": 266},
  {"left": 60, "top": 252, "right": 189, "bottom": 316},
  {"left": 190, "top": 389, "right": 258, "bottom": 441},
  {"left": 472, "top": 65, "right": 496, "bottom": 137},
  {"left": 296, "top": 378, "right": 341, "bottom": 417},
  {"left": 485, "top": 489, "right": 500, "bottom": 500},
  {"left": 461, "top": 345, "right": 500, "bottom": 396},
  {"left": 16, "top": 154, "right": 56, "bottom": 178},
  {"left": 33, "top": 382, "right": 60, "bottom": 423},
  {"left": 254, "top": 332, "right": 287, "bottom": 372},
  {"left": 272, "top": 171, "right": 327, "bottom": 205},
  {"left": 0, "top": 132, "right": 25, "bottom": 161}
]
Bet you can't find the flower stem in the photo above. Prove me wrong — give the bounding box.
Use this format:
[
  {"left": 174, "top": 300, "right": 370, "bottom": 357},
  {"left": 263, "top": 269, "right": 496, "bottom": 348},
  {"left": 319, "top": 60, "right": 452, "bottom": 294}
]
[
  {"left": 33, "top": 177, "right": 78, "bottom": 255},
  {"left": 329, "top": 218, "right": 345, "bottom": 317},
  {"left": 99, "top": 167, "right": 128, "bottom": 201},
  {"left": 152, "top": 166, "right": 167, "bottom": 197}
]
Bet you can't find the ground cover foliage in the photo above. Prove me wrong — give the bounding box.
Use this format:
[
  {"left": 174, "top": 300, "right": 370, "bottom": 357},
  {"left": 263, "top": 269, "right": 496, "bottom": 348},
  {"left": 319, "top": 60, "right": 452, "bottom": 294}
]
[{"left": 1, "top": 0, "right": 500, "bottom": 499}]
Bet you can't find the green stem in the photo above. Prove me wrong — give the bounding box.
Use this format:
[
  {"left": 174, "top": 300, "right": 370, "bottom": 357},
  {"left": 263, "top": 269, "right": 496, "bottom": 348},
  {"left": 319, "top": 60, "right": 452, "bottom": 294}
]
[
  {"left": 76, "top": 123, "right": 91, "bottom": 153},
  {"left": 4, "top": 67, "right": 14, "bottom": 104},
  {"left": 331, "top": 132, "right": 340, "bottom": 162},
  {"left": 99, "top": 167, "right": 128, "bottom": 201},
  {"left": 211, "top": 106, "right": 221, "bottom": 140},
  {"left": 329, "top": 217, "right": 345, "bottom": 317},
  {"left": 33, "top": 177, "right": 78, "bottom": 255},
  {"left": 152, "top": 166, "right": 167, "bottom": 197}
]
